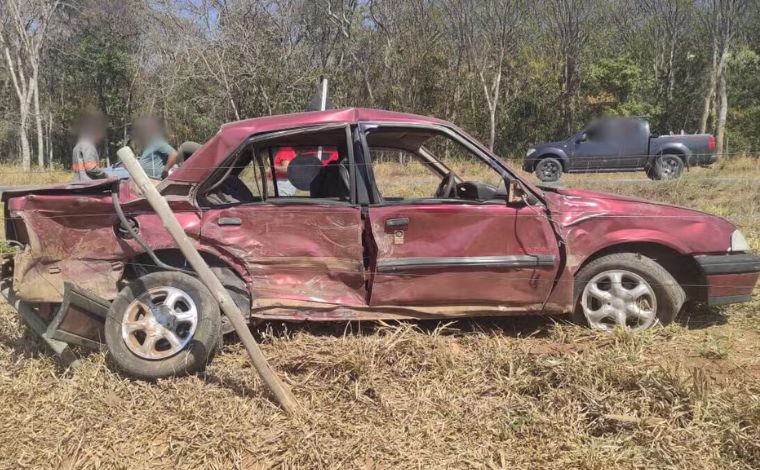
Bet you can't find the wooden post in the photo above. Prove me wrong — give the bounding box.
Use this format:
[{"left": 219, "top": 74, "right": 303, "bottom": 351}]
[{"left": 116, "top": 147, "right": 299, "bottom": 414}]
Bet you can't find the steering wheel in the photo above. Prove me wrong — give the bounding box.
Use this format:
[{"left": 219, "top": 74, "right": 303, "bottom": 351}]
[{"left": 435, "top": 171, "right": 458, "bottom": 198}]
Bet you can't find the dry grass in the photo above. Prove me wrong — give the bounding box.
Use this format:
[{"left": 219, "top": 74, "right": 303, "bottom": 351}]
[
  {"left": 0, "top": 163, "right": 70, "bottom": 186},
  {"left": 0, "top": 157, "right": 759, "bottom": 468}
]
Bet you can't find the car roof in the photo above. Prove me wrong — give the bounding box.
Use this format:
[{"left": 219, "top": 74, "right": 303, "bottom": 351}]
[{"left": 168, "top": 107, "right": 449, "bottom": 182}]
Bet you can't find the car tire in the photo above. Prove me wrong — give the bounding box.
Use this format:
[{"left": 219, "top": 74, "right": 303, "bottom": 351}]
[
  {"left": 535, "top": 157, "right": 563, "bottom": 182},
  {"left": 105, "top": 271, "right": 221, "bottom": 380},
  {"left": 653, "top": 154, "right": 684, "bottom": 180},
  {"left": 645, "top": 165, "right": 657, "bottom": 180},
  {"left": 572, "top": 253, "right": 685, "bottom": 331}
]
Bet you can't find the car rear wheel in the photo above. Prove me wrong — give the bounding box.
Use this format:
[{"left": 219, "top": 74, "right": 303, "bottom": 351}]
[
  {"left": 651, "top": 154, "right": 684, "bottom": 180},
  {"left": 572, "top": 253, "right": 685, "bottom": 331},
  {"left": 535, "top": 157, "right": 563, "bottom": 182},
  {"left": 105, "top": 271, "right": 221, "bottom": 380}
]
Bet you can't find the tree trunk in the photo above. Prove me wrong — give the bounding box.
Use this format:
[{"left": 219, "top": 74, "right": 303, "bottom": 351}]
[
  {"left": 33, "top": 75, "right": 45, "bottom": 168},
  {"left": 19, "top": 107, "right": 31, "bottom": 171},
  {"left": 699, "top": 39, "right": 718, "bottom": 134},
  {"left": 715, "top": 60, "right": 728, "bottom": 157},
  {"left": 47, "top": 109, "right": 53, "bottom": 169}
]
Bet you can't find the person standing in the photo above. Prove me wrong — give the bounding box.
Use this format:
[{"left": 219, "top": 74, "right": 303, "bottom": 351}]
[
  {"left": 71, "top": 115, "right": 106, "bottom": 182},
  {"left": 133, "top": 116, "right": 179, "bottom": 179}
]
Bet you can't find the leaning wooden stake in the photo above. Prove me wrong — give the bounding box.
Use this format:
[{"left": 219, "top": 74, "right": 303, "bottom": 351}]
[{"left": 117, "top": 147, "right": 299, "bottom": 414}]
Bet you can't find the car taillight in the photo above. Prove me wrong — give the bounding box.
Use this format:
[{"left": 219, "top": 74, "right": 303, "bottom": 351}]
[{"left": 709, "top": 135, "right": 715, "bottom": 152}]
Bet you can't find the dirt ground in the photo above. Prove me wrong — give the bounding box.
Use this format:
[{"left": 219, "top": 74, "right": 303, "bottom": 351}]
[{"left": 0, "top": 159, "right": 759, "bottom": 469}]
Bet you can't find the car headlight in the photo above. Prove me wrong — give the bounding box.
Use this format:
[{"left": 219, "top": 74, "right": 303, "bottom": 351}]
[
  {"left": 729, "top": 230, "right": 750, "bottom": 253},
  {"left": 526, "top": 148, "right": 535, "bottom": 157}
]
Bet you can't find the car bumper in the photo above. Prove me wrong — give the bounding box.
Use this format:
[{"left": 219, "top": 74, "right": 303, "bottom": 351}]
[{"left": 696, "top": 253, "right": 760, "bottom": 306}]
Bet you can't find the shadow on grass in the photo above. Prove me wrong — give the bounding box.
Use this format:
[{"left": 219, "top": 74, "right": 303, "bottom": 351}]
[
  {"left": 0, "top": 319, "right": 94, "bottom": 373},
  {"left": 675, "top": 301, "right": 729, "bottom": 330},
  {"left": 247, "top": 313, "right": 569, "bottom": 343},
  {"left": 247, "top": 304, "right": 731, "bottom": 344}
]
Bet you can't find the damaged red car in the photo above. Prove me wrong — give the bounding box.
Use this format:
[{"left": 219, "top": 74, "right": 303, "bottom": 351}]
[{"left": 3, "top": 108, "right": 759, "bottom": 379}]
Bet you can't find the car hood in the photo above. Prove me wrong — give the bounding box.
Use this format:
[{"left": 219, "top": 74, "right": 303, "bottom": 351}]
[{"left": 538, "top": 186, "right": 736, "bottom": 254}]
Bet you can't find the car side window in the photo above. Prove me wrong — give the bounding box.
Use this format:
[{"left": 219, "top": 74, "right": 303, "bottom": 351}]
[
  {"left": 370, "top": 149, "right": 441, "bottom": 200},
  {"left": 238, "top": 159, "right": 265, "bottom": 199},
  {"left": 200, "top": 126, "right": 354, "bottom": 206},
  {"left": 366, "top": 128, "right": 505, "bottom": 203},
  {"left": 256, "top": 145, "right": 345, "bottom": 200}
]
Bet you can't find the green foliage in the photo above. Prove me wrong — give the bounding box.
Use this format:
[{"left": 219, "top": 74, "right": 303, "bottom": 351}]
[
  {"left": 583, "top": 56, "right": 661, "bottom": 119},
  {"left": 0, "top": 0, "right": 759, "bottom": 164}
]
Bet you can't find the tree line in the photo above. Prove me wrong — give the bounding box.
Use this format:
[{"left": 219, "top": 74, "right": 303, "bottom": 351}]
[{"left": 1, "top": 0, "right": 758, "bottom": 170}]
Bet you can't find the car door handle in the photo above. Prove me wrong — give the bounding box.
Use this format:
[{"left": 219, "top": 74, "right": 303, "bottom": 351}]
[
  {"left": 218, "top": 216, "right": 242, "bottom": 226},
  {"left": 385, "top": 217, "right": 409, "bottom": 229}
]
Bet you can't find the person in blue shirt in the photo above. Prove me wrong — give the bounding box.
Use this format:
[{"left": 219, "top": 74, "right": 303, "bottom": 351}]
[{"left": 133, "top": 116, "right": 179, "bottom": 179}]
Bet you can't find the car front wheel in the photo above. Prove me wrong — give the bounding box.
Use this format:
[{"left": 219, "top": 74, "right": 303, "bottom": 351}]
[
  {"left": 105, "top": 271, "right": 221, "bottom": 380},
  {"left": 572, "top": 253, "right": 685, "bottom": 331},
  {"left": 535, "top": 157, "right": 563, "bottom": 182}
]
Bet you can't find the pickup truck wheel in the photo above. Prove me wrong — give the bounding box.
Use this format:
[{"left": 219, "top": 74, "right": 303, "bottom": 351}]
[
  {"left": 653, "top": 154, "right": 684, "bottom": 180},
  {"left": 105, "top": 271, "right": 221, "bottom": 380},
  {"left": 572, "top": 253, "right": 685, "bottom": 331},
  {"left": 535, "top": 157, "right": 563, "bottom": 182}
]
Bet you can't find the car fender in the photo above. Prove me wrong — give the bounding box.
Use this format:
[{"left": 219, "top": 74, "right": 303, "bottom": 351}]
[
  {"left": 565, "top": 226, "right": 692, "bottom": 274},
  {"left": 649, "top": 142, "right": 692, "bottom": 166},
  {"left": 531, "top": 148, "right": 570, "bottom": 171}
]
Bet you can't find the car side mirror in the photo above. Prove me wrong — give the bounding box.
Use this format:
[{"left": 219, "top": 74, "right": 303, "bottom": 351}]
[
  {"left": 506, "top": 179, "right": 526, "bottom": 205},
  {"left": 577, "top": 133, "right": 588, "bottom": 143}
]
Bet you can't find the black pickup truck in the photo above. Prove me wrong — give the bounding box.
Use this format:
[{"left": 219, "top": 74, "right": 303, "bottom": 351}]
[{"left": 523, "top": 117, "right": 716, "bottom": 182}]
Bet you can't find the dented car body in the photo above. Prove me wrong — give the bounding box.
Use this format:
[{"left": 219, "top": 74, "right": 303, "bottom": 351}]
[{"left": 3, "top": 108, "right": 759, "bottom": 326}]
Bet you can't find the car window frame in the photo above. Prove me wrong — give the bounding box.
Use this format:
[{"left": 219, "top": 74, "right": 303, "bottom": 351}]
[
  {"left": 195, "top": 123, "right": 360, "bottom": 209},
  {"left": 357, "top": 122, "right": 514, "bottom": 206}
]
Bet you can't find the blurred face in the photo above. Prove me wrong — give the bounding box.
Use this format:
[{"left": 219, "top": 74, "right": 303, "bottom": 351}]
[
  {"left": 81, "top": 115, "right": 106, "bottom": 143},
  {"left": 92, "top": 126, "right": 106, "bottom": 144},
  {"left": 134, "top": 118, "right": 162, "bottom": 145}
]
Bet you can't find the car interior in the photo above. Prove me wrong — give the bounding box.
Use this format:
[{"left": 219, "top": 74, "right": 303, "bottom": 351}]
[
  {"left": 364, "top": 127, "right": 508, "bottom": 203},
  {"left": 198, "top": 126, "right": 509, "bottom": 207},
  {"left": 199, "top": 128, "right": 356, "bottom": 207}
]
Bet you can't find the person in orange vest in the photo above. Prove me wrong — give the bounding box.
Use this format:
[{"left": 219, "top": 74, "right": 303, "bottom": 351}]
[{"left": 71, "top": 114, "right": 106, "bottom": 181}]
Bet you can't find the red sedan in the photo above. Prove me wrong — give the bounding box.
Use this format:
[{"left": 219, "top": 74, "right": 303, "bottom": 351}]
[{"left": 3, "top": 108, "right": 758, "bottom": 379}]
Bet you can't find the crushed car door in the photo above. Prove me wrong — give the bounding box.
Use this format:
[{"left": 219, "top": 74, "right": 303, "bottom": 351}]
[
  {"left": 198, "top": 125, "right": 367, "bottom": 313},
  {"left": 366, "top": 204, "right": 559, "bottom": 311},
  {"left": 361, "top": 125, "right": 560, "bottom": 312}
]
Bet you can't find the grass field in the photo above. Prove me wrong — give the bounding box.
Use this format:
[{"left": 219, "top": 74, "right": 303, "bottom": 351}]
[{"left": 0, "top": 159, "right": 759, "bottom": 468}]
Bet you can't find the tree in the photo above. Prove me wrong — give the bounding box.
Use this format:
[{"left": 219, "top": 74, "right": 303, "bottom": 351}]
[
  {"left": 447, "top": 0, "right": 524, "bottom": 150},
  {"left": 698, "top": 0, "right": 748, "bottom": 155},
  {"left": 0, "top": 0, "right": 60, "bottom": 169},
  {"left": 542, "top": 0, "right": 596, "bottom": 136}
]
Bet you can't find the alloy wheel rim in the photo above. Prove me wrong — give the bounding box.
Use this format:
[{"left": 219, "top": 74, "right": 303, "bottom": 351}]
[
  {"left": 121, "top": 286, "right": 199, "bottom": 360},
  {"left": 661, "top": 158, "right": 678, "bottom": 178},
  {"left": 542, "top": 162, "right": 559, "bottom": 179},
  {"left": 581, "top": 269, "right": 657, "bottom": 331}
]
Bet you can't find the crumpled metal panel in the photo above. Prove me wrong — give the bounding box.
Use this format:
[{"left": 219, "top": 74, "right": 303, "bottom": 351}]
[
  {"left": 6, "top": 184, "right": 203, "bottom": 302},
  {"left": 543, "top": 188, "right": 735, "bottom": 267},
  {"left": 12, "top": 248, "right": 123, "bottom": 302},
  {"left": 367, "top": 204, "right": 560, "bottom": 307},
  {"left": 200, "top": 204, "right": 366, "bottom": 307},
  {"left": 541, "top": 187, "right": 738, "bottom": 308}
]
